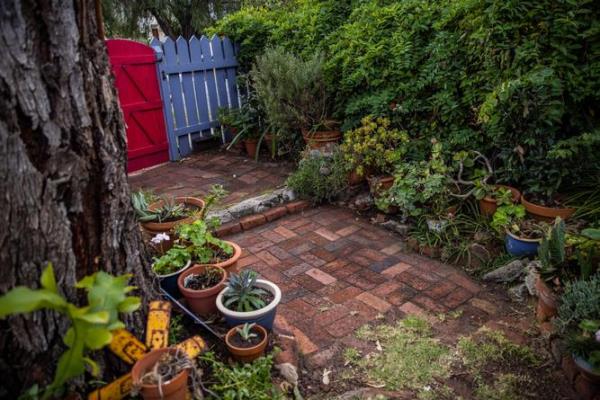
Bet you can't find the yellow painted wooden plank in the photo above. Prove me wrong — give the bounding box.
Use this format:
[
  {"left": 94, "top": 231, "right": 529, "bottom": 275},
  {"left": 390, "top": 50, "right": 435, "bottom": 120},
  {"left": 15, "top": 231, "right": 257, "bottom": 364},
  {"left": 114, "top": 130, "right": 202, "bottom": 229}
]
[
  {"left": 173, "top": 335, "right": 208, "bottom": 359},
  {"left": 87, "top": 373, "right": 132, "bottom": 400},
  {"left": 146, "top": 301, "right": 172, "bottom": 350},
  {"left": 108, "top": 329, "right": 148, "bottom": 365}
]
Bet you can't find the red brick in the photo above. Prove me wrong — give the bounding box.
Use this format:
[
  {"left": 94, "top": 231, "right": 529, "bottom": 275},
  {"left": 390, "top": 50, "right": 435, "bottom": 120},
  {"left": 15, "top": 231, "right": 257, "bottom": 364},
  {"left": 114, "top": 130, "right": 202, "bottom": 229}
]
[
  {"left": 237, "top": 255, "right": 260, "bottom": 268},
  {"left": 398, "top": 301, "right": 428, "bottom": 317},
  {"left": 329, "top": 286, "right": 364, "bottom": 304},
  {"left": 372, "top": 281, "right": 401, "bottom": 298},
  {"left": 382, "top": 262, "right": 412, "bottom": 277},
  {"left": 443, "top": 288, "right": 473, "bottom": 309},
  {"left": 315, "top": 227, "right": 341, "bottom": 241},
  {"left": 396, "top": 271, "right": 434, "bottom": 291},
  {"left": 273, "top": 226, "right": 298, "bottom": 239},
  {"left": 306, "top": 268, "right": 337, "bottom": 285},
  {"left": 240, "top": 213, "right": 267, "bottom": 230},
  {"left": 325, "top": 315, "right": 365, "bottom": 338},
  {"left": 448, "top": 272, "right": 481, "bottom": 294},
  {"left": 357, "top": 292, "right": 392, "bottom": 313},
  {"left": 213, "top": 221, "right": 242, "bottom": 237},
  {"left": 293, "top": 274, "right": 325, "bottom": 292},
  {"left": 287, "top": 298, "right": 318, "bottom": 317},
  {"left": 386, "top": 286, "right": 418, "bottom": 306},
  {"left": 344, "top": 273, "right": 376, "bottom": 290},
  {"left": 263, "top": 206, "right": 288, "bottom": 221},
  {"left": 322, "top": 259, "right": 348, "bottom": 273},
  {"left": 381, "top": 243, "right": 403, "bottom": 255},
  {"left": 255, "top": 250, "right": 280, "bottom": 267},
  {"left": 335, "top": 224, "right": 360, "bottom": 237},
  {"left": 260, "top": 230, "right": 286, "bottom": 243},
  {"left": 412, "top": 295, "right": 448, "bottom": 313},
  {"left": 343, "top": 298, "right": 377, "bottom": 320},
  {"left": 469, "top": 298, "right": 498, "bottom": 315},
  {"left": 300, "top": 253, "right": 326, "bottom": 267},
  {"left": 286, "top": 200, "right": 311, "bottom": 213},
  {"left": 314, "top": 304, "right": 350, "bottom": 326},
  {"left": 427, "top": 281, "right": 457, "bottom": 299},
  {"left": 310, "top": 248, "right": 337, "bottom": 263}
]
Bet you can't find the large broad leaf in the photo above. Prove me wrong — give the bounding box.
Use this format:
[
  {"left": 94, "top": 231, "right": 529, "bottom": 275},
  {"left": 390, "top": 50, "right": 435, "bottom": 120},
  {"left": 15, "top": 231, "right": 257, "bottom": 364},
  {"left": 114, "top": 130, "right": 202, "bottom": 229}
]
[
  {"left": 118, "top": 296, "right": 141, "bottom": 313},
  {"left": 40, "top": 264, "right": 58, "bottom": 293},
  {"left": 0, "top": 288, "right": 66, "bottom": 318},
  {"left": 582, "top": 228, "right": 600, "bottom": 241},
  {"left": 83, "top": 328, "right": 113, "bottom": 350}
]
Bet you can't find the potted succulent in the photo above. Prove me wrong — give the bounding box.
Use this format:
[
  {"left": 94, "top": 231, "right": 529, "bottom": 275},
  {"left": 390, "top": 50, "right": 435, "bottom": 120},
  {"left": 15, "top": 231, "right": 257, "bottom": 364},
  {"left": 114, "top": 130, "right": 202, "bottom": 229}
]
[
  {"left": 152, "top": 246, "right": 192, "bottom": 298},
  {"left": 341, "top": 116, "right": 410, "bottom": 194},
  {"left": 568, "top": 319, "right": 600, "bottom": 383},
  {"left": 491, "top": 204, "right": 545, "bottom": 257},
  {"left": 225, "top": 322, "right": 268, "bottom": 363},
  {"left": 175, "top": 220, "right": 242, "bottom": 271},
  {"left": 216, "top": 270, "right": 281, "bottom": 330},
  {"left": 177, "top": 265, "right": 227, "bottom": 317},
  {"left": 131, "top": 348, "right": 191, "bottom": 400},
  {"left": 133, "top": 191, "right": 205, "bottom": 235}
]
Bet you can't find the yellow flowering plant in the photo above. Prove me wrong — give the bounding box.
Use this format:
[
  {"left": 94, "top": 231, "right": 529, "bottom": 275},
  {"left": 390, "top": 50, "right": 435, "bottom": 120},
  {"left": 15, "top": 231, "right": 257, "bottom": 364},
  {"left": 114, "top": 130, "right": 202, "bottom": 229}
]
[{"left": 341, "top": 116, "right": 410, "bottom": 176}]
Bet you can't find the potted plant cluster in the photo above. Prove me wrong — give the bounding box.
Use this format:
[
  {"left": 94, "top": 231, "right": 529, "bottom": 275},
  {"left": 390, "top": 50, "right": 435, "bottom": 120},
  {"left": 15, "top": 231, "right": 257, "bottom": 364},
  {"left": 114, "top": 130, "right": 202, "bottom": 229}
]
[
  {"left": 131, "top": 348, "right": 191, "bottom": 400},
  {"left": 152, "top": 246, "right": 193, "bottom": 298},
  {"left": 220, "top": 99, "right": 264, "bottom": 159},
  {"left": 569, "top": 319, "right": 600, "bottom": 383},
  {"left": 491, "top": 204, "right": 545, "bottom": 257},
  {"left": 225, "top": 322, "right": 268, "bottom": 363},
  {"left": 133, "top": 191, "right": 205, "bottom": 235},
  {"left": 178, "top": 265, "right": 227, "bottom": 317},
  {"left": 216, "top": 269, "right": 282, "bottom": 330}
]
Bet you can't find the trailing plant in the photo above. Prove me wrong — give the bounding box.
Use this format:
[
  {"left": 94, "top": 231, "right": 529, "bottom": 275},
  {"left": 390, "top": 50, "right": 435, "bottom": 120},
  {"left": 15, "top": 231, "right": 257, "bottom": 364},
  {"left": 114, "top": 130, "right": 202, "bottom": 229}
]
[
  {"left": 200, "top": 352, "right": 284, "bottom": 400},
  {"left": 175, "top": 220, "right": 233, "bottom": 264},
  {"left": 341, "top": 115, "right": 409, "bottom": 177},
  {"left": 0, "top": 264, "right": 140, "bottom": 399},
  {"left": 235, "top": 323, "right": 258, "bottom": 342},
  {"left": 566, "top": 319, "right": 600, "bottom": 373},
  {"left": 286, "top": 148, "right": 349, "bottom": 204},
  {"left": 152, "top": 246, "right": 191, "bottom": 275},
  {"left": 223, "top": 270, "right": 269, "bottom": 312},
  {"left": 132, "top": 191, "right": 188, "bottom": 223},
  {"left": 556, "top": 274, "right": 600, "bottom": 333},
  {"left": 376, "top": 139, "right": 452, "bottom": 217}
]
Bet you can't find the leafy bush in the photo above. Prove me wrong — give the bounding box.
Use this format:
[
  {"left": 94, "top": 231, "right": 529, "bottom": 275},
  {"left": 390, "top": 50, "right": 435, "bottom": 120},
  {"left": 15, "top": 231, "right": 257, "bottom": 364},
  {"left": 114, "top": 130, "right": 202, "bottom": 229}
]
[
  {"left": 556, "top": 274, "right": 600, "bottom": 332},
  {"left": 286, "top": 148, "right": 349, "bottom": 204}
]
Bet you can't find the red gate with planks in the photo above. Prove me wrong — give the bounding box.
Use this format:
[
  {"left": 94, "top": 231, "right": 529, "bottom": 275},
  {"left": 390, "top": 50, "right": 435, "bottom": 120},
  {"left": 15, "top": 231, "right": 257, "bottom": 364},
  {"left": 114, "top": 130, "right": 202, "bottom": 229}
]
[{"left": 107, "top": 39, "right": 169, "bottom": 172}]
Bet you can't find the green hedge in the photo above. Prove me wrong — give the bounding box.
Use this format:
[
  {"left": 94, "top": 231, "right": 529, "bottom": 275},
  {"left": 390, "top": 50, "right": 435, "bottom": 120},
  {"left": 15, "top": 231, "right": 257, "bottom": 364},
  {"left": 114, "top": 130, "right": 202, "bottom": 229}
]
[{"left": 210, "top": 0, "right": 600, "bottom": 196}]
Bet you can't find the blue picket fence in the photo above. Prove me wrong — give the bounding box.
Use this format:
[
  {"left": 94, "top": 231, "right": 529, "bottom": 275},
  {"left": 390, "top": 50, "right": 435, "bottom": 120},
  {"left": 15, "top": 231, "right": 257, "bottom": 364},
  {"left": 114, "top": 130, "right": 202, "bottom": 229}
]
[{"left": 150, "top": 35, "right": 240, "bottom": 160}]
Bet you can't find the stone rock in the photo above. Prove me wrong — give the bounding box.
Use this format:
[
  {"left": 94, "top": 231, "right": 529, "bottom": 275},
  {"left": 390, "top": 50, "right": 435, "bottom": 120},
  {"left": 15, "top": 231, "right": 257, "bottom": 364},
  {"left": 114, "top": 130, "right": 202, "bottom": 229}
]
[
  {"left": 380, "top": 220, "right": 410, "bottom": 236},
  {"left": 468, "top": 243, "right": 492, "bottom": 268},
  {"left": 525, "top": 262, "right": 541, "bottom": 296},
  {"left": 275, "top": 363, "right": 299, "bottom": 386},
  {"left": 482, "top": 259, "right": 525, "bottom": 283},
  {"left": 353, "top": 192, "right": 374, "bottom": 211},
  {"left": 508, "top": 283, "right": 528, "bottom": 302}
]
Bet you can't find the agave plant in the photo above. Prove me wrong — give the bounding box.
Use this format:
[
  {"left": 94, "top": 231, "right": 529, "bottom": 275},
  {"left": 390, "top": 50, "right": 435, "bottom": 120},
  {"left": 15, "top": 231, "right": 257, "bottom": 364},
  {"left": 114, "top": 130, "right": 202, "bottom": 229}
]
[
  {"left": 223, "top": 270, "right": 268, "bottom": 312},
  {"left": 132, "top": 191, "right": 187, "bottom": 223}
]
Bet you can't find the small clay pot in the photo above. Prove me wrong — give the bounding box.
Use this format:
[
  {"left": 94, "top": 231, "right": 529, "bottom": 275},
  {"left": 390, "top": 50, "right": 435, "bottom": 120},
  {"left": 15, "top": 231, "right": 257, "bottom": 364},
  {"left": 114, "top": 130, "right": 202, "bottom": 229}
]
[
  {"left": 302, "top": 129, "right": 342, "bottom": 149},
  {"left": 243, "top": 139, "right": 259, "bottom": 158},
  {"left": 535, "top": 276, "right": 558, "bottom": 322},
  {"left": 521, "top": 195, "right": 576, "bottom": 222},
  {"left": 131, "top": 348, "right": 189, "bottom": 400},
  {"left": 479, "top": 185, "right": 522, "bottom": 217},
  {"left": 142, "top": 197, "right": 206, "bottom": 235},
  {"left": 225, "top": 324, "right": 268, "bottom": 363},
  {"left": 178, "top": 265, "right": 227, "bottom": 317},
  {"left": 367, "top": 175, "right": 394, "bottom": 196}
]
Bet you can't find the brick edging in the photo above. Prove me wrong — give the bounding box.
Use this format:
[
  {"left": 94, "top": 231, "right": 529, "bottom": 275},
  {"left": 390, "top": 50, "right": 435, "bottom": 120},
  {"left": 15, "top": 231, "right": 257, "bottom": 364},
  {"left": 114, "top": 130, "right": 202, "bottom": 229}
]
[{"left": 213, "top": 200, "right": 311, "bottom": 237}]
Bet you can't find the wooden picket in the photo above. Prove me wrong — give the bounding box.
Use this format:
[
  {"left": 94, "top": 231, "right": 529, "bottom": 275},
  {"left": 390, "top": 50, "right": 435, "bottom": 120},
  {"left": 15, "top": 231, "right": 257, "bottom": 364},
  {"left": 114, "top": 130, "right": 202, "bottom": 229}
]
[{"left": 151, "top": 35, "right": 239, "bottom": 160}]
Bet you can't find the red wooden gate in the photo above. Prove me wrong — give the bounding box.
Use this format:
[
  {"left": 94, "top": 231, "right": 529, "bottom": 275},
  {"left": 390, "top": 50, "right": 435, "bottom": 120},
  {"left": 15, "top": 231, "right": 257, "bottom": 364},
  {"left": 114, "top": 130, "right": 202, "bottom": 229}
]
[{"left": 107, "top": 39, "right": 169, "bottom": 172}]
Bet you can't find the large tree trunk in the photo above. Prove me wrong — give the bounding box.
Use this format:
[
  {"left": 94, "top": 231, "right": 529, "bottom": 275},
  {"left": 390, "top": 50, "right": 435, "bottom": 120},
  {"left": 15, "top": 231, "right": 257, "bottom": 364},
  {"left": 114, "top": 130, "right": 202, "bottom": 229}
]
[{"left": 0, "top": 0, "right": 154, "bottom": 396}]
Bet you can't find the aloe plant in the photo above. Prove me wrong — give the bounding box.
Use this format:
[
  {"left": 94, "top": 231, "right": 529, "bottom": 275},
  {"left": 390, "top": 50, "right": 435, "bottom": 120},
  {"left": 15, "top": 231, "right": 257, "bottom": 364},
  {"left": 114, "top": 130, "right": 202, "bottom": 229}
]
[
  {"left": 235, "top": 323, "right": 258, "bottom": 342},
  {"left": 132, "top": 191, "right": 187, "bottom": 223}
]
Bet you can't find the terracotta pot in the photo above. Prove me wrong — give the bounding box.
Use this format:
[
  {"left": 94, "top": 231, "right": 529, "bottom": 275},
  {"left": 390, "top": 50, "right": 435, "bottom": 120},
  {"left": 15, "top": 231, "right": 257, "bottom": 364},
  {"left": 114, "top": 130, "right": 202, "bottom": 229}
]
[
  {"left": 243, "top": 139, "right": 259, "bottom": 158},
  {"left": 367, "top": 175, "right": 394, "bottom": 196},
  {"left": 535, "top": 276, "right": 558, "bottom": 322},
  {"left": 178, "top": 265, "right": 227, "bottom": 317},
  {"left": 479, "top": 185, "right": 522, "bottom": 217},
  {"left": 131, "top": 348, "right": 189, "bottom": 400},
  {"left": 348, "top": 169, "right": 365, "bottom": 186},
  {"left": 573, "top": 354, "right": 600, "bottom": 384},
  {"left": 142, "top": 197, "right": 205, "bottom": 234},
  {"left": 420, "top": 244, "right": 441, "bottom": 258},
  {"left": 225, "top": 324, "right": 268, "bottom": 363},
  {"left": 521, "top": 195, "right": 576, "bottom": 222},
  {"left": 204, "top": 241, "right": 242, "bottom": 272},
  {"left": 302, "top": 129, "right": 342, "bottom": 149}
]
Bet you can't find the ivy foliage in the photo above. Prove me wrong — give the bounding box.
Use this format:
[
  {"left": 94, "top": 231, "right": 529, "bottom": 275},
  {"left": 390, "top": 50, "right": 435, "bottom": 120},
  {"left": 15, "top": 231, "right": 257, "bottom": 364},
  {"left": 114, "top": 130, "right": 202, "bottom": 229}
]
[
  {"left": 211, "top": 0, "right": 600, "bottom": 197},
  {"left": 0, "top": 264, "right": 140, "bottom": 399}
]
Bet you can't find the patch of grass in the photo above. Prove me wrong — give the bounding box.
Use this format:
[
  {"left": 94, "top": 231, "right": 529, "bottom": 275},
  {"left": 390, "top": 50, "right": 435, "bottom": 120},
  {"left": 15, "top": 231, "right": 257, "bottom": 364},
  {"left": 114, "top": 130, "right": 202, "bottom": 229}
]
[
  {"left": 168, "top": 314, "right": 185, "bottom": 345},
  {"left": 473, "top": 373, "right": 531, "bottom": 400},
  {"left": 343, "top": 347, "right": 362, "bottom": 366},
  {"left": 354, "top": 316, "right": 451, "bottom": 391}
]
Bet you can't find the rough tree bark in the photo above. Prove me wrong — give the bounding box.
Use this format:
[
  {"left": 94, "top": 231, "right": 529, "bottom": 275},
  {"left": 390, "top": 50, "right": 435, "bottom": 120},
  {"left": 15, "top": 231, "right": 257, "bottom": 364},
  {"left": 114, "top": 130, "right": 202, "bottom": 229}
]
[{"left": 0, "top": 0, "right": 154, "bottom": 396}]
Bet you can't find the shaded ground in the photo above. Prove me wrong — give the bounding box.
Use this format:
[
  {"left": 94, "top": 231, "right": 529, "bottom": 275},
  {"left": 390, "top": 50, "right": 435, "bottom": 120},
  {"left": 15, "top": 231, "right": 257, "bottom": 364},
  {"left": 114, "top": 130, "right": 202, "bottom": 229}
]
[
  {"left": 225, "top": 206, "right": 574, "bottom": 399},
  {"left": 128, "top": 150, "right": 293, "bottom": 207}
]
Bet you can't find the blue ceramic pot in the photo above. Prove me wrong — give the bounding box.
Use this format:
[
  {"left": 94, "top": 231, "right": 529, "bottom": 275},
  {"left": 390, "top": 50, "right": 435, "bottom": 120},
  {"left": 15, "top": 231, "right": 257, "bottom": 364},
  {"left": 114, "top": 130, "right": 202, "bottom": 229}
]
[
  {"left": 505, "top": 231, "right": 541, "bottom": 257},
  {"left": 155, "top": 260, "right": 191, "bottom": 299},
  {"left": 216, "top": 279, "right": 282, "bottom": 330}
]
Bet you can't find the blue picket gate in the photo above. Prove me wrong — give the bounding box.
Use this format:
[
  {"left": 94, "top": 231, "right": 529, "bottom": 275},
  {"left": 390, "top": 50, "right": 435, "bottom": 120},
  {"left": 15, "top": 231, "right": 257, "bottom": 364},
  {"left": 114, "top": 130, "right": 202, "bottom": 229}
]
[{"left": 151, "top": 35, "right": 240, "bottom": 160}]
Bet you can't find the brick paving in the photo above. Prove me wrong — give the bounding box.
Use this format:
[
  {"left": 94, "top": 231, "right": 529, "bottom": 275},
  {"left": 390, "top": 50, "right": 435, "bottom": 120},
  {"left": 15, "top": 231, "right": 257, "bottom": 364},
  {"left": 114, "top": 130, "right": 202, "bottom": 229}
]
[
  {"left": 128, "top": 151, "right": 292, "bottom": 206},
  {"left": 226, "top": 205, "right": 528, "bottom": 364}
]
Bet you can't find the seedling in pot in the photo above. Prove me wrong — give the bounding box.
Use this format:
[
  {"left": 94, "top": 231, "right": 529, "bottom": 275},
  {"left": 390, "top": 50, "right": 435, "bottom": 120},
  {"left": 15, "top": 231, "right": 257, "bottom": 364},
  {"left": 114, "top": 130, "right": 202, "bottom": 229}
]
[
  {"left": 223, "top": 270, "right": 271, "bottom": 312},
  {"left": 236, "top": 323, "right": 258, "bottom": 342},
  {"left": 152, "top": 246, "right": 191, "bottom": 275}
]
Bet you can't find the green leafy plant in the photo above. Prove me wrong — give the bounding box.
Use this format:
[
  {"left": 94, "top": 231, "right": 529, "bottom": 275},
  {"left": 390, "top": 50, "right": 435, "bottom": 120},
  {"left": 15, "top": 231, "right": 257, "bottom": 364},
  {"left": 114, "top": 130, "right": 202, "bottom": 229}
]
[
  {"left": 556, "top": 274, "right": 600, "bottom": 332},
  {"left": 473, "top": 184, "right": 513, "bottom": 206},
  {"left": 223, "top": 270, "right": 269, "bottom": 312},
  {"left": 200, "top": 184, "right": 228, "bottom": 222},
  {"left": 0, "top": 264, "right": 140, "bottom": 399},
  {"left": 175, "top": 220, "right": 233, "bottom": 264},
  {"left": 340, "top": 115, "right": 409, "bottom": 176},
  {"left": 132, "top": 191, "right": 188, "bottom": 223},
  {"left": 235, "top": 323, "right": 258, "bottom": 342},
  {"left": 152, "top": 246, "right": 191, "bottom": 275},
  {"left": 286, "top": 148, "right": 349, "bottom": 204},
  {"left": 490, "top": 204, "right": 526, "bottom": 233},
  {"left": 566, "top": 319, "right": 600, "bottom": 373},
  {"left": 200, "top": 352, "right": 284, "bottom": 400},
  {"left": 221, "top": 89, "right": 265, "bottom": 159}
]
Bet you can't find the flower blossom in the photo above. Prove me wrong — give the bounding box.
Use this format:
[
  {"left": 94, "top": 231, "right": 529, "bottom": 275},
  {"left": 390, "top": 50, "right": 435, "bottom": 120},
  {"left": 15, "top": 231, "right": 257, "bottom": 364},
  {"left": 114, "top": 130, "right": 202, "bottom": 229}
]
[{"left": 151, "top": 233, "right": 170, "bottom": 244}]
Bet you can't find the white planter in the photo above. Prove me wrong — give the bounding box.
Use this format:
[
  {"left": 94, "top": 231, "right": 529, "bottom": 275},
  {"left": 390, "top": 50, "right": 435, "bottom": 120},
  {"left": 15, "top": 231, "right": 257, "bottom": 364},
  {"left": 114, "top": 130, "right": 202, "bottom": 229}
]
[{"left": 216, "top": 279, "right": 281, "bottom": 330}]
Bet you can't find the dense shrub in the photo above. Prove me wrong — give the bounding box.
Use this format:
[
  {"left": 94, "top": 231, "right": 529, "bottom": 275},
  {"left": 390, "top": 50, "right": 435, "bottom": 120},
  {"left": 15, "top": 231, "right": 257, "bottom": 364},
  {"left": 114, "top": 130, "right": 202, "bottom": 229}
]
[{"left": 212, "top": 0, "right": 600, "bottom": 198}]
